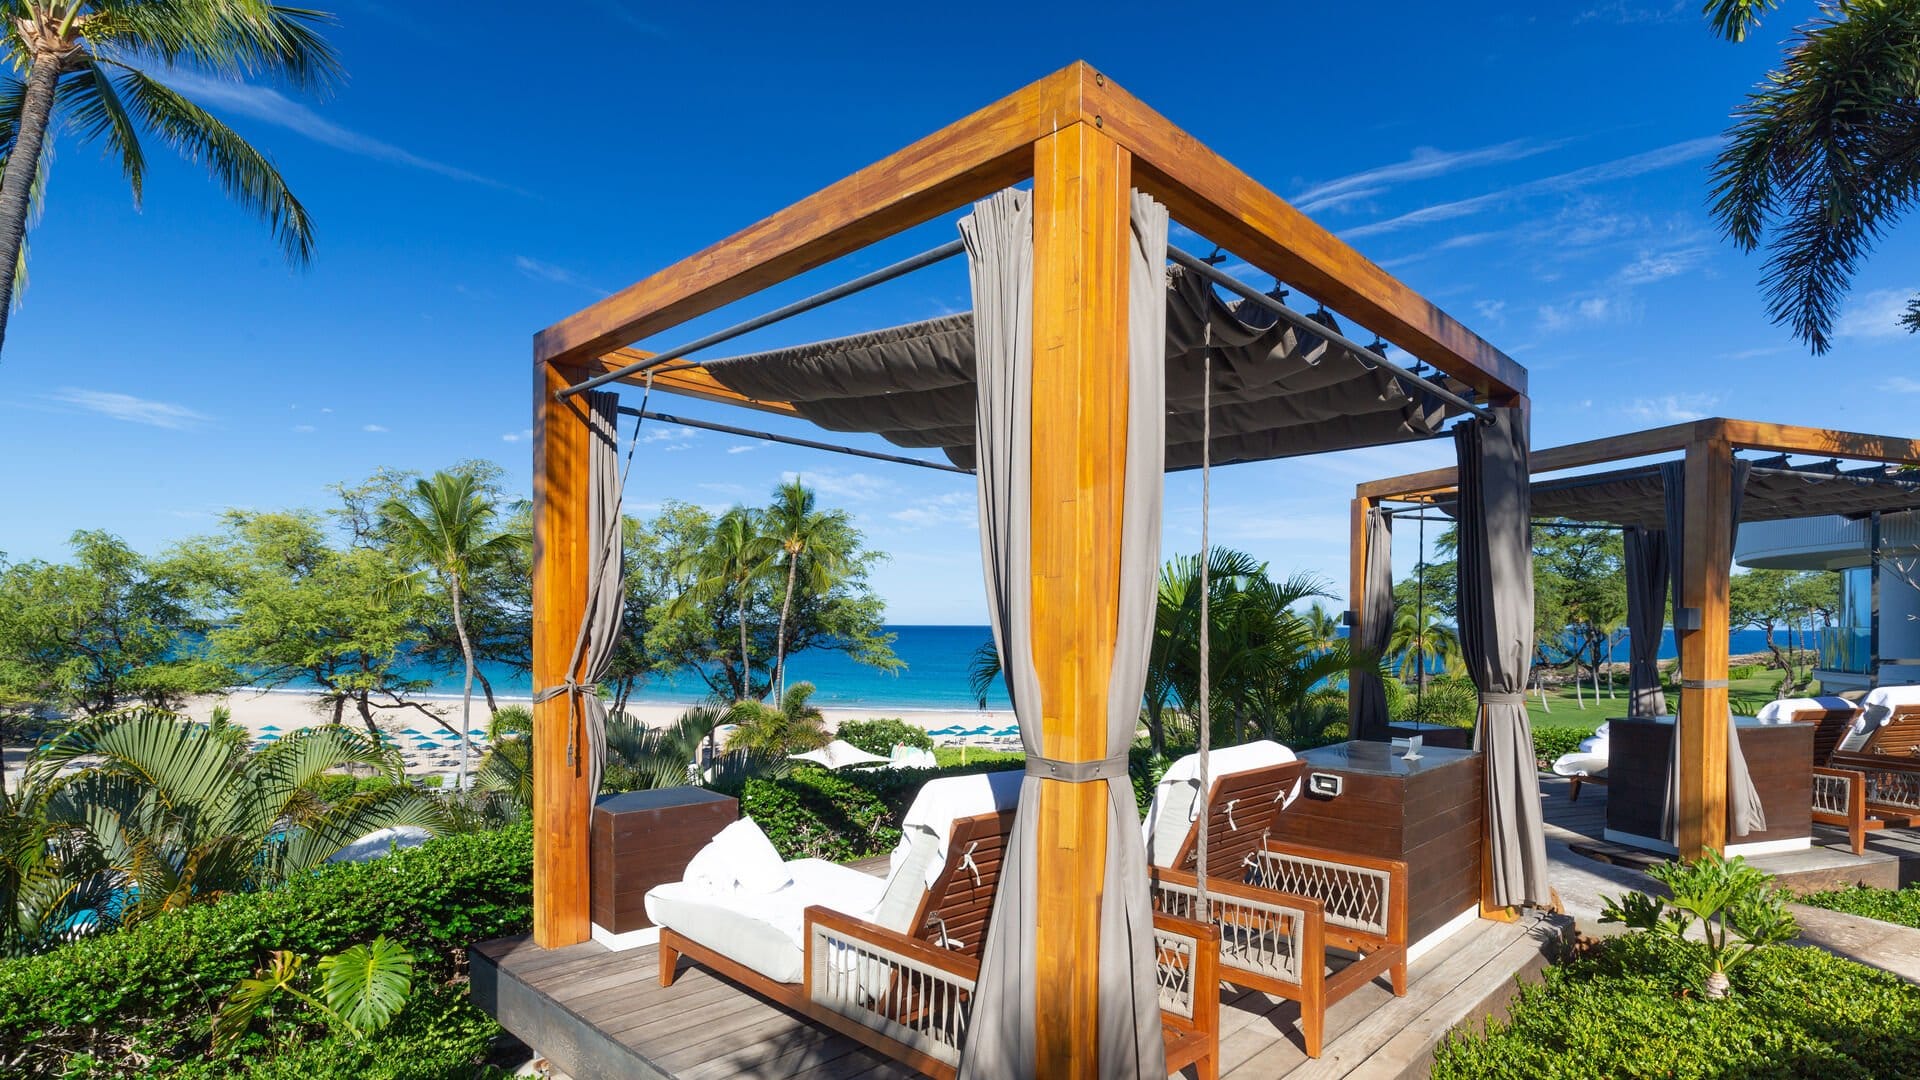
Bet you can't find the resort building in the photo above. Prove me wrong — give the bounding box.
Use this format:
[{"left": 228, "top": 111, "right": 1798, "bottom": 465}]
[{"left": 1738, "top": 510, "right": 1920, "bottom": 691}]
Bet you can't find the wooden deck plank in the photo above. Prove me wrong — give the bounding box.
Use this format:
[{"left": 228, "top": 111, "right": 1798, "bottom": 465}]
[{"left": 1343, "top": 922, "right": 1556, "bottom": 1080}]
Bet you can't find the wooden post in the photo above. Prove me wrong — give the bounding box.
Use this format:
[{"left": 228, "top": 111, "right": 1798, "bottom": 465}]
[
  {"left": 1029, "top": 120, "right": 1131, "bottom": 1078},
  {"left": 1348, "top": 495, "right": 1372, "bottom": 735},
  {"left": 532, "top": 360, "right": 594, "bottom": 947},
  {"left": 1677, "top": 430, "right": 1734, "bottom": 859}
]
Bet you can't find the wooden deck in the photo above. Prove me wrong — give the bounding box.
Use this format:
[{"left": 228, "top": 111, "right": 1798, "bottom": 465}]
[{"left": 473, "top": 907, "right": 1563, "bottom": 1080}]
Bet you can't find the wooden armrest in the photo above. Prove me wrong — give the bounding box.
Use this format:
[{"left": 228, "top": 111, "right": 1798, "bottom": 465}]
[
  {"left": 1151, "top": 864, "right": 1329, "bottom": 921},
  {"left": 803, "top": 905, "right": 980, "bottom": 981},
  {"left": 1264, "top": 838, "right": 1410, "bottom": 881}
]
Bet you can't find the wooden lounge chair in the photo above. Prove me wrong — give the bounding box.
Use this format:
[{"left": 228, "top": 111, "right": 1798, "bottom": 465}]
[
  {"left": 655, "top": 770, "right": 1220, "bottom": 1078},
  {"left": 1143, "top": 741, "right": 1408, "bottom": 1059},
  {"left": 1800, "top": 692, "right": 1920, "bottom": 854}
]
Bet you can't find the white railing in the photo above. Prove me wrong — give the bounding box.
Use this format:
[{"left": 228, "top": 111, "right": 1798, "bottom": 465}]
[
  {"left": 1252, "top": 848, "right": 1391, "bottom": 938},
  {"left": 807, "top": 918, "right": 974, "bottom": 1068},
  {"left": 1153, "top": 875, "right": 1306, "bottom": 987}
]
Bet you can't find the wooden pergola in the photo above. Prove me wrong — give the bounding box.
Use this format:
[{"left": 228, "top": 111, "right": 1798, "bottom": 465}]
[
  {"left": 1355, "top": 418, "right": 1920, "bottom": 860},
  {"left": 529, "top": 61, "right": 1522, "bottom": 1074}
]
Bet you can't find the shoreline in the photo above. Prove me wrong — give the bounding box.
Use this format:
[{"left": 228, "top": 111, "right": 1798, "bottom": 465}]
[{"left": 215, "top": 685, "right": 1012, "bottom": 716}]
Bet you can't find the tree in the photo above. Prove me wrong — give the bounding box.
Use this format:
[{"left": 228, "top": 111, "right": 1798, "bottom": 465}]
[
  {"left": 180, "top": 510, "right": 432, "bottom": 732},
  {"left": 724, "top": 681, "right": 830, "bottom": 755},
  {"left": 1534, "top": 528, "right": 1627, "bottom": 707},
  {"left": 1704, "top": 0, "right": 1920, "bottom": 351},
  {"left": 0, "top": 530, "right": 224, "bottom": 716},
  {"left": 379, "top": 471, "right": 525, "bottom": 793},
  {"left": 1731, "top": 568, "right": 1823, "bottom": 695},
  {"left": 1302, "top": 602, "right": 1342, "bottom": 651},
  {"left": 1387, "top": 603, "right": 1460, "bottom": 694},
  {"left": 762, "top": 481, "right": 853, "bottom": 700},
  {"left": 670, "top": 507, "right": 777, "bottom": 702},
  {"left": 0, "top": 1, "right": 340, "bottom": 358},
  {"left": 19, "top": 708, "right": 446, "bottom": 943}
]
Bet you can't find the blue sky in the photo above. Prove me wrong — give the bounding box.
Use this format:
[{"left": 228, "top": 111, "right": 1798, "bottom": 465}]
[{"left": 1, "top": 1, "right": 1914, "bottom": 624}]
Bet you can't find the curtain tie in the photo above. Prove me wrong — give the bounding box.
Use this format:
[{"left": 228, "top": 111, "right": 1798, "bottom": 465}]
[
  {"left": 532, "top": 678, "right": 584, "bottom": 768},
  {"left": 1025, "top": 754, "right": 1129, "bottom": 783},
  {"left": 1678, "top": 678, "right": 1730, "bottom": 689},
  {"left": 1481, "top": 692, "right": 1526, "bottom": 706}
]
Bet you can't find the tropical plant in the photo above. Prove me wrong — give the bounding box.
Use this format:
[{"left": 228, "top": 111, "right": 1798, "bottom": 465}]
[
  {"left": 725, "top": 681, "right": 829, "bottom": 755},
  {"left": 211, "top": 934, "right": 415, "bottom": 1054},
  {"left": 14, "top": 708, "right": 448, "bottom": 942},
  {"left": 0, "top": 774, "right": 114, "bottom": 957},
  {"left": 1703, "top": 0, "right": 1920, "bottom": 351},
  {"left": 1387, "top": 602, "right": 1460, "bottom": 693},
  {"left": 0, "top": 0, "right": 342, "bottom": 357},
  {"left": 1302, "top": 601, "right": 1342, "bottom": 651},
  {"left": 763, "top": 481, "right": 855, "bottom": 700},
  {"left": 670, "top": 506, "right": 778, "bottom": 701},
  {"left": 379, "top": 471, "right": 526, "bottom": 793},
  {"left": 1600, "top": 848, "right": 1801, "bottom": 998}
]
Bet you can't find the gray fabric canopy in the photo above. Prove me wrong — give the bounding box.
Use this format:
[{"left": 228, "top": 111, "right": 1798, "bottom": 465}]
[
  {"left": 696, "top": 269, "right": 1471, "bottom": 471},
  {"left": 1351, "top": 508, "right": 1395, "bottom": 741},
  {"left": 1457, "top": 407, "right": 1550, "bottom": 908},
  {"left": 1622, "top": 526, "right": 1668, "bottom": 718},
  {"left": 1518, "top": 461, "right": 1920, "bottom": 528},
  {"left": 957, "top": 189, "right": 1170, "bottom": 1078}
]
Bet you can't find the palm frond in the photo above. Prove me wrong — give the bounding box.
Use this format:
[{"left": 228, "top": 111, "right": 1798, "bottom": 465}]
[
  {"left": 100, "top": 2, "right": 344, "bottom": 93},
  {"left": 1702, "top": 0, "right": 1779, "bottom": 42},
  {"left": 110, "top": 65, "right": 314, "bottom": 265},
  {"left": 59, "top": 62, "right": 145, "bottom": 200}
]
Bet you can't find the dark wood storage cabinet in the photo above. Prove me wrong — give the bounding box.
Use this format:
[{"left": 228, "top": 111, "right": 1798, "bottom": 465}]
[
  {"left": 1268, "top": 742, "right": 1484, "bottom": 945},
  {"left": 590, "top": 787, "right": 738, "bottom": 934},
  {"left": 1606, "top": 717, "right": 1812, "bottom": 851}
]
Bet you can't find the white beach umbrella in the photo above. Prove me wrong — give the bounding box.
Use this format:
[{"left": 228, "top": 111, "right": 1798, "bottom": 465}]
[{"left": 789, "top": 739, "right": 891, "bottom": 770}]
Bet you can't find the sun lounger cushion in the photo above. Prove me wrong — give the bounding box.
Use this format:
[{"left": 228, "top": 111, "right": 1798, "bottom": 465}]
[
  {"left": 683, "top": 818, "right": 792, "bottom": 895},
  {"left": 1863, "top": 685, "right": 1920, "bottom": 728},
  {"left": 1143, "top": 740, "right": 1298, "bottom": 869},
  {"left": 870, "top": 825, "right": 943, "bottom": 933},
  {"left": 894, "top": 769, "right": 1023, "bottom": 888},
  {"left": 647, "top": 859, "right": 889, "bottom": 983},
  {"left": 1756, "top": 697, "right": 1856, "bottom": 724},
  {"left": 1551, "top": 722, "right": 1610, "bottom": 778}
]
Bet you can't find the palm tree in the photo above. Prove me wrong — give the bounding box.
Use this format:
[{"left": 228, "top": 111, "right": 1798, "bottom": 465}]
[
  {"left": 379, "top": 472, "right": 524, "bottom": 793},
  {"left": 17, "top": 708, "right": 446, "bottom": 943},
  {"left": 724, "top": 681, "right": 829, "bottom": 755},
  {"left": 1703, "top": 0, "right": 1920, "bottom": 351},
  {"left": 1302, "top": 601, "right": 1342, "bottom": 651},
  {"left": 0, "top": 2, "right": 340, "bottom": 358},
  {"left": 1388, "top": 604, "right": 1460, "bottom": 693},
  {"left": 762, "top": 481, "right": 852, "bottom": 700},
  {"left": 672, "top": 507, "right": 777, "bottom": 701}
]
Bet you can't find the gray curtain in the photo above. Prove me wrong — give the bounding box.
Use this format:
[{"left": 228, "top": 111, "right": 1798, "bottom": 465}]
[
  {"left": 1622, "top": 526, "right": 1669, "bottom": 718},
  {"left": 1458, "top": 407, "right": 1550, "bottom": 908},
  {"left": 956, "top": 189, "right": 1169, "bottom": 1079},
  {"left": 1658, "top": 460, "right": 1765, "bottom": 844},
  {"left": 1351, "top": 508, "right": 1394, "bottom": 740},
  {"left": 532, "top": 390, "right": 625, "bottom": 801}
]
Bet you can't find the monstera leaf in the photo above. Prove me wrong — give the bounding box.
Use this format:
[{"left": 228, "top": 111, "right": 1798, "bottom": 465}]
[{"left": 316, "top": 935, "right": 415, "bottom": 1035}]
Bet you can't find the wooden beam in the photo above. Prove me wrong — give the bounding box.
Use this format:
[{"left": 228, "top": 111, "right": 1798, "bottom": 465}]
[
  {"left": 1355, "top": 420, "right": 1704, "bottom": 501},
  {"left": 1028, "top": 120, "right": 1131, "bottom": 1078},
  {"left": 1084, "top": 72, "right": 1523, "bottom": 400},
  {"left": 1677, "top": 433, "right": 1734, "bottom": 859},
  {"left": 1719, "top": 419, "right": 1920, "bottom": 466},
  {"left": 533, "top": 67, "right": 1088, "bottom": 369},
  {"left": 531, "top": 362, "right": 595, "bottom": 946}
]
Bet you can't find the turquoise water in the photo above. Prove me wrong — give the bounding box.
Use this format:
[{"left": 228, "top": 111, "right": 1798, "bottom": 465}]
[{"left": 362, "top": 625, "right": 1788, "bottom": 711}]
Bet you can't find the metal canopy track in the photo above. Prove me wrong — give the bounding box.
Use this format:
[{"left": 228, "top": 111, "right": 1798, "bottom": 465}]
[{"left": 617, "top": 407, "right": 971, "bottom": 474}]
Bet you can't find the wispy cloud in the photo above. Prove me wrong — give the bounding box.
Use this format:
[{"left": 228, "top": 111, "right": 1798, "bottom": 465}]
[
  {"left": 781, "top": 469, "right": 891, "bottom": 503},
  {"left": 1837, "top": 287, "right": 1918, "bottom": 340},
  {"left": 45, "top": 388, "right": 208, "bottom": 430},
  {"left": 1622, "top": 393, "right": 1719, "bottom": 423},
  {"left": 726, "top": 443, "right": 762, "bottom": 454},
  {"left": 1473, "top": 299, "right": 1508, "bottom": 325},
  {"left": 363, "top": 424, "right": 388, "bottom": 433},
  {"left": 1343, "top": 137, "right": 1722, "bottom": 239},
  {"left": 514, "top": 256, "right": 608, "bottom": 297},
  {"left": 889, "top": 492, "right": 975, "bottom": 530},
  {"left": 1537, "top": 295, "right": 1618, "bottom": 332},
  {"left": 1576, "top": 2, "right": 1686, "bottom": 25},
  {"left": 166, "top": 72, "right": 516, "bottom": 190},
  {"left": 1614, "top": 245, "right": 1710, "bottom": 286},
  {"left": 501, "top": 429, "right": 534, "bottom": 443},
  {"left": 1883, "top": 376, "right": 1920, "bottom": 393},
  {"left": 1295, "top": 139, "right": 1568, "bottom": 214},
  {"left": 641, "top": 425, "right": 695, "bottom": 445},
  {"left": 292, "top": 423, "right": 316, "bottom": 433}
]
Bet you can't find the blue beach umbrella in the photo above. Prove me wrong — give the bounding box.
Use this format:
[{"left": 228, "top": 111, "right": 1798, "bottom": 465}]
[
  {"left": 964, "top": 725, "right": 995, "bottom": 737},
  {"left": 400, "top": 728, "right": 422, "bottom": 735},
  {"left": 992, "top": 725, "right": 1020, "bottom": 738},
  {"left": 255, "top": 733, "right": 280, "bottom": 743},
  {"left": 259, "top": 725, "right": 280, "bottom": 731},
  {"left": 929, "top": 726, "right": 965, "bottom": 737}
]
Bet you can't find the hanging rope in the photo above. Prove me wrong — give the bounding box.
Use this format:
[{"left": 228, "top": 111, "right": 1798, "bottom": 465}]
[
  {"left": 1195, "top": 344, "right": 1213, "bottom": 923},
  {"left": 1415, "top": 504, "right": 1426, "bottom": 713},
  {"left": 561, "top": 373, "right": 650, "bottom": 772}
]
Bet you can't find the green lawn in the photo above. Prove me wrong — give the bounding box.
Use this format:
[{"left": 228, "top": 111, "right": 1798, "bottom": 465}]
[{"left": 1524, "top": 671, "right": 1796, "bottom": 735}]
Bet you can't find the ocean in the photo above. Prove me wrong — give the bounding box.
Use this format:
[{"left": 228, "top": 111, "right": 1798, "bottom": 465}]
[{"left": 372, "top": 625, "right": 1793, "bottom": 712}]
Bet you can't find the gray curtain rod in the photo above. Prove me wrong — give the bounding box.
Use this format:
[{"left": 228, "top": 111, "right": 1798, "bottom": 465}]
[
  {"left": 617, "top": 407, "right": 972, "bottom": 474},
  {"left": 1163, "top": 244, "right": 1494, "bottom": 423},
  {"left": 558, "top": 238, "right": 969, "bottom": 402}
]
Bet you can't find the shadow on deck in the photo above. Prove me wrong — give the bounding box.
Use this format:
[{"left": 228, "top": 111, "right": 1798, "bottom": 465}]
[{"left": 473, "top": 910, "right": 1563, "bottom": 1080}]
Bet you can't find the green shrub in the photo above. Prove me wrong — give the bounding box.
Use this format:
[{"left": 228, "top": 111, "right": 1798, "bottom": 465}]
[
  {"left": 1435, "top": 934, "right": 1920, "bottom": 1079},
  {"left": 1601, "top": 849, "right": 1798, "bottom": 997},
  {"left": 1730, "top": 662, "right": 1764, "bottom": 680},
  {"left": 741, "top": 761, "right": 1023, "bottom": 863},
  {"left": 1802, "top": 883, "right": 1920, "bottom": 928},
  {"left": 835, "top": 717, "right": 934, "bottom": 756},
  {"left": 1392, "top": 676, "right": 1480, "bottom": 728},
  {"left": 0, "top": 823, "right": 533, "bottom": 1077},
  {"left": 1531, "top": 726, "right": 1597, "bottom": 770},
  {"left": 305, "top": 773, "right": 401, "bottom": 802}
]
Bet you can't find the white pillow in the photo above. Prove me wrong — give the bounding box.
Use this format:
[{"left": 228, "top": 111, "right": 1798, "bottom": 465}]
[{"left": 682, "top": 818, "right": 792, "bottom": 895}]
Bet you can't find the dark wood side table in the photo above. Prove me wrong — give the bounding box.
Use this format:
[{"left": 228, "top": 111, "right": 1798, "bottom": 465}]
[{"left": 590, "top": 786, "right": 738, "bottom": 934}]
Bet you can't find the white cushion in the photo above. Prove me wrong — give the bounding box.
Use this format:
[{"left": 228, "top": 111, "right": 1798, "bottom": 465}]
[
  {"left": 1756, "top": 697, "right": 1855, "bottom": 724},
  {"left": 894, "top": 769, "right": 1023, "bottom": 888},
  {"left": 646, "top": 859, "right": 887, "bottom": 984},
  {"left": 1142, "top": 741, "right": 1298, "bottom": 869},
  {"left": 683, "top": 818, "right": 791, "bottom": 895},
  {"left": 871, "top": 825, "right": 942, "bottom": 933}
]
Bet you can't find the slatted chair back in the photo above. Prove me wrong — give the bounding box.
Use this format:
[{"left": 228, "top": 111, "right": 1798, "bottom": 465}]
[
  {"left": 1788, "top": 706, "right": 1861, "bottom": 765},
  {"left": 1169, "top": 761, "right": 1305, "bottom": 881},
  {"left": 912, "top": 809, "right": 1015, "bottom": 960},
  {"left": 1865, "top": 709, "right": 1920, "bottom": 760}
]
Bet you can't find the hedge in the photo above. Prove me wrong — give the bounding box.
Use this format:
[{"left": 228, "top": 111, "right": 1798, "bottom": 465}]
[
  {"left": 1531, "top": 725, "right": 1597, "bottom": 771},
  {"left": 833, "top": 718, "right": 934, "bottom": 756},
  {"left": 0, "top": 822, "right": 533, "bottom": 1078},
  {"left": 1434, "top": 933, "right": 1920, "bottom": 1079},
  {"left": 1801, "top": 883, "right": 1920, "bottom": 929}
]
